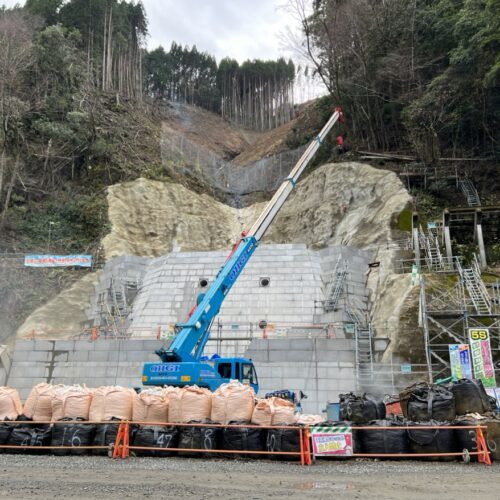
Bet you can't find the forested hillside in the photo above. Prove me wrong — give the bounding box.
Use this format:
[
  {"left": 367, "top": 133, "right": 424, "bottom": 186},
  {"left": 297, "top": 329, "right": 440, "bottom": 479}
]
[
  {"left": 0, "top": 0, "right": 499, "bottom": 250},
  {"left": 291, "top": 0, "right": 500, "bottom": 160}
]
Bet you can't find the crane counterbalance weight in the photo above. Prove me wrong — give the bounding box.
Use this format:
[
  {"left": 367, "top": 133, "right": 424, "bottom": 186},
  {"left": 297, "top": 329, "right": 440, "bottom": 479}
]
[{"left": 142, "top": 107, "right": 344, "bottom": 393}]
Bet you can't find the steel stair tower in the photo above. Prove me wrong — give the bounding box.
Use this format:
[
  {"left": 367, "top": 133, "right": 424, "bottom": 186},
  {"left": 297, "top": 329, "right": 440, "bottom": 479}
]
[
  {"left": 346, "top": 308, "right": 374, "bottom": 390},
  {"left": 419, "top": 227, "right": 446, "bottom": 271},
  {"left": 457, "top": 256, "right": 491, "bottom": 314},
  {"left": 324, "top": 255, "right": 348, "bottom": 312},
  {"left": 354, "top": 324, "right": 374, "bottom": 390},
  {"left": 458, "top": 177, "right": 481, "bottom": 207}
]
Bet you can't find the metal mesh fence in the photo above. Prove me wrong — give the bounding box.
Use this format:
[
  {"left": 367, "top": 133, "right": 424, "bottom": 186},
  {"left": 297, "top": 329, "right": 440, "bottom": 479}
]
[{"left": 160, "top": 126, "right": 307, "bottom": 196}]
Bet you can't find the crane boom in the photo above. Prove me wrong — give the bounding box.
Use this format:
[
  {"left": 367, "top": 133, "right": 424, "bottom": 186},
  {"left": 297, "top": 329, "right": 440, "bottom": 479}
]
[
  {"left": 248, "top": 107, "right": 343, "bottom": 241},
  {"left": 145, "top": 107, "right": 343, "bottom": 386}
]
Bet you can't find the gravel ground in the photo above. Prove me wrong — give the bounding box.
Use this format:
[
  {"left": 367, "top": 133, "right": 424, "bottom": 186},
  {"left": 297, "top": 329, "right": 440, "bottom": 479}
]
[{"left": 0, "top": 455, "right": 498, "bottom": 499}]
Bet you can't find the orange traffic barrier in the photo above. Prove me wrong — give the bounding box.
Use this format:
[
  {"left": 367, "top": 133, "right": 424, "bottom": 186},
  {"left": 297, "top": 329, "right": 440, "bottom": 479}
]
[{"left": 112, "top": 422, "right": 129, "bottom": 458}]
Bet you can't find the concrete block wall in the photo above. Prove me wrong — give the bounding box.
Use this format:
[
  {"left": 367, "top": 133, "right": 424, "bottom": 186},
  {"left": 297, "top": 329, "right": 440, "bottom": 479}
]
[
  {"left": 86, "top": 244, "right": 373, "bottom": 338},
  {"left": 245, "top": 338, "right": 357, "bottom": 414},
  {"left": 0, "top": 345, "right": 11, "bottom": 386},
  {"left": 7, "top": 339, "right": 164, "bottom": 400},
  {"left": 7, "top": 338, "right": 359, "bottom": 414}
]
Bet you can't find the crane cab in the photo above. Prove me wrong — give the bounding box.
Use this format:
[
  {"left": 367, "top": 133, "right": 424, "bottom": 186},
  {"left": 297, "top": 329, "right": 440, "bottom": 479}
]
[{"left": 142, "top": 357, "right": 259, "bottom": 393}]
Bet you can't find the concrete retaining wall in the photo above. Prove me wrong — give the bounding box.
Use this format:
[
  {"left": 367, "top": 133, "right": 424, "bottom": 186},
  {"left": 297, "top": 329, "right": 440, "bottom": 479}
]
[
  {"left": 87, "top": 244, "right": 372, "bottom": 337},
  {"left": 7, "top": 338, "right": 359, "bottom": 414},
  {"left": 245, "top": 338, "right": 356, "bottom": 414},
  {"left": 7, "top": 339, "right": 164, "bottom": 399}
]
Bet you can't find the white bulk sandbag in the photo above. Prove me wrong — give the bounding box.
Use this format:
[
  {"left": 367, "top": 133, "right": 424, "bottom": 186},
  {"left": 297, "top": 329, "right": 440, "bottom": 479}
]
[
  {"left": 0, "top": 387, "right": 23, "bottom": 420},
  {"left": 23, "top": 383, "right": 61, "bottom": 422},
  {"left": 167, "top": 386, "right": 212, "bottom": 423},
  {"left": 89, "top": 386, "right": 135, "bottom": 421},
  {"left": 52, "top": 385, "right": 93, "bottom": 421},
  {"left": 211, "top": 380, "right": 255, "bottom": 424},
  {"left": 133, "top": 389, "right": 169, "bottom": 423},
  {"left": 270, "top": 397, "right": 296, "bottom": 425},
  {"left": 297, "top": 414, "right": 326, "bottom": 425},
  {"left": 251, "top": 398, "right": 274, "bottom": 426}
]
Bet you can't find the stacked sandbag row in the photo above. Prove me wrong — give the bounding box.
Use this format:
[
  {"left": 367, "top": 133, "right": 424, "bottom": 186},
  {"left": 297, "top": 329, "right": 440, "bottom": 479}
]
[
  {"left": 131, "top": 383, "right": 302, "bottom": 458},
  {"left": 0, "top": 382, "right": 304, "bottom": 458},
  {"left": 399, "top": 379, "right": 497, "bottom": 422},
  {"left": 348, "top": 379, "right": 500, "bottom": 461},
  {"left": 354, "top": 418, "right": 457, "bottom": 461},
  {"left": 0, "top": 384, "right": 137, "bottom": 455}
]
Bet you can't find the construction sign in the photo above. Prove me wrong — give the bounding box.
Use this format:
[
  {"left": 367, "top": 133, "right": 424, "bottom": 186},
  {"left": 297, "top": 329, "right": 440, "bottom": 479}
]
[
  {"left": 468, "top": 328, "right": 497, "bottom": 388},
  {"left": 309, "top": 424, "right": 352, "bottom": 457},
  {"left": 24, "top": 255, "right": 92, "bottom": 267},
  {"left": 448, "top": 344, "right": 473, "bottom": 380}
]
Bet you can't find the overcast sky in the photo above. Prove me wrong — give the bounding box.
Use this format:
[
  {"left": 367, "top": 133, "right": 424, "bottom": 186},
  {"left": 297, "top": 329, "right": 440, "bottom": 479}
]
[{"left": 1, "top": 0, "right": 300, "bottom": 63}]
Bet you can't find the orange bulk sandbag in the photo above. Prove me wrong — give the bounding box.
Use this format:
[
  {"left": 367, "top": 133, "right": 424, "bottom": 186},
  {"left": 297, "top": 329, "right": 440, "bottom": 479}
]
[
  {"left": 133, "top": 389, "right": 169, "bottom": 423},
  {"left": 251, "top": 399, "right": 274, "bottom": 426},
  {"left": 211, "top": 380, "right": 255, "bottom": 424},
  {"left": 89, "top": 386, "right": 134, "bottom": 421},
  {"left": 23, "top": 383, "right": 60, "bottom": 422},
  {"left": 0, "top": 387, "right": 23, "bottom": 420},
  {"left": 270, "top": 397, "right": 296, "bottom": 425},
  {"left": 52, "top": 385, "right": 93, "bottom": 421},
  {"left": 167, "top": 386, "right": 212, "bottom": 423}
]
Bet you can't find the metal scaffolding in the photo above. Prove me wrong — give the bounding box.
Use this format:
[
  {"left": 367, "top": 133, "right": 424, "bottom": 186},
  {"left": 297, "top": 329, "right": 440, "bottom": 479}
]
[{"left": 419, "top": 259, "right": 500, "bottom": 382}]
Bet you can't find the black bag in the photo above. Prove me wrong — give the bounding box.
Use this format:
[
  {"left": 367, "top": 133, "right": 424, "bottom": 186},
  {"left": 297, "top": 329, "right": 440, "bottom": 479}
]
[
  {"left": 400, "top": 382, "right": 429, "bottom": 418},
  {"left": 484, "top": 418, "right": 500, "bottom": 461},
  {"left": 131, "top": 425, "right": 179, "bottom": 457},
  {"left": 408, "top": 420, "right": 457, "bottom": 461},
  {"left": 51, "top": 418, "right": 96, "bottom": 456},
  {"left": 178, "top": 421, "right": 220, "bottom": 458},
  {"left": 339, "top": 393, "right": 379, "bottom": 423},
  {"left": 0, "top": 420, "right": 13, "bottom": 452},
  {"left": 221, "top": 421, "right": 266, "bottom": 459},
  {"left": 407, "top": 385, "right": 455, "bottom": 422},
  {"left": 454, "top": 418, "right": 483, "bottom": 462},
  {"left": 7, "top": 425, "right": 52, "bottom": 454},
  {"left": 451, "top": 379, "right": 492, "bottom": 415},
  {"left": 358, "top": 419, "right": 409, "bottom": 457},
  {"left": 266, "top": 426, "right": 301, "bottom": 461},
  {"left": 92, "top": 419, "right": 121, "bottom": 456}
]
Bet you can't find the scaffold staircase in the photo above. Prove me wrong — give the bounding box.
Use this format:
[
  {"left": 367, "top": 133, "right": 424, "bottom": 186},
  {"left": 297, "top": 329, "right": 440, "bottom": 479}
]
[
  {"left": 355, "top": 325, "right": 374, "bottom": 389},
  {"left": 324, "top": 255, "right": 348, "bottom": 312},
  {"left": 458, "top": 177, "right": 481, "bottom": 206},
  {"left": 419, "top": 226, "right": 446, "bottom": 271},
  {"left": 457, "top": 255, "right": 491, "bottom": 314}
]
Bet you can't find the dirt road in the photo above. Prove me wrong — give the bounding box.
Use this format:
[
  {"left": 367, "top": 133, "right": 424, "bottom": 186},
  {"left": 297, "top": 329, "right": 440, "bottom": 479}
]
[{"left": 0, "top": 456, "right": 498, "bottom": 499}]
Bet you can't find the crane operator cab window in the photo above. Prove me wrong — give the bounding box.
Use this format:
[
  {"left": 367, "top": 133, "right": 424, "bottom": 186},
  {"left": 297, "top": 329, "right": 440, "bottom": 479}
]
[
  {"left": 217, "top": 362, "right": 232, "bottom": 379},
  {"left": 242, "top": 363, "right": 257, "bottom": 386}
]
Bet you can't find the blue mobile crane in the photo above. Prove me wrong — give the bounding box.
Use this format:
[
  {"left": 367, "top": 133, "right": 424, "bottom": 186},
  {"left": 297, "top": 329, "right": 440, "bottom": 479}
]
[{"left": 142, "top": 107, "right": 344, "bottom": 392}]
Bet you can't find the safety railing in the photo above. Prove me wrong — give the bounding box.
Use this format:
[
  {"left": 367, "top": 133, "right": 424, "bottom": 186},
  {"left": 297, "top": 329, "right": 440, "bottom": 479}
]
[
  {"left": 0, "top": 420, "right": 312, "bottom": 466},
  {"left": 348, "top": 424, "right": 490, "bottom": 464},
  {"left": 0, "top": 421, "right": 492, "bottom": 466}
]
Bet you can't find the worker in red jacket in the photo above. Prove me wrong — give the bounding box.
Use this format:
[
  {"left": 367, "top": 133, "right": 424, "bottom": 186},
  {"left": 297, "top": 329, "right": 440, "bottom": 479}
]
[{"left": 336, "top": 134, "right": 348, "bottom": 155}]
